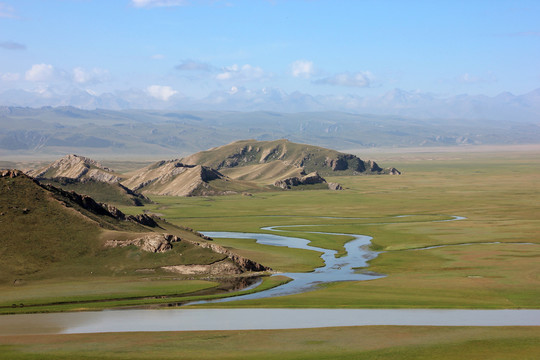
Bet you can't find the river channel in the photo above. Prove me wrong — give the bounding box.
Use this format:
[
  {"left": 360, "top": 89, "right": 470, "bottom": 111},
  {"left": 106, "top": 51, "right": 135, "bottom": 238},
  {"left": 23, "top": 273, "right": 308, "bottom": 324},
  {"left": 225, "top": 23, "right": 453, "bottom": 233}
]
[{"left": 1, "top": 216, "right": 539, "bottom": 334}]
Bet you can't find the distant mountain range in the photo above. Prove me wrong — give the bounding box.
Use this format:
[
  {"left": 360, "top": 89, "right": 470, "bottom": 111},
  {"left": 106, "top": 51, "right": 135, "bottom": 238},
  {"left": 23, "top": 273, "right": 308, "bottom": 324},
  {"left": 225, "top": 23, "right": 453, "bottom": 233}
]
[
  {"left": 1, "top": 87, "right": 539, "bottom": 122},
  {"left": 1, "top": 106, "right": 537, "bottom": 157}
]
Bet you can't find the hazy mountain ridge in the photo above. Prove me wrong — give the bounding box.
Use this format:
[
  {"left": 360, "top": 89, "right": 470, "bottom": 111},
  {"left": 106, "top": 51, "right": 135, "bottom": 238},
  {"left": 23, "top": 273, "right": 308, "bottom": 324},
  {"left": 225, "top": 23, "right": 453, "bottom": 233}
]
[
  {"left": 1, "top": 107, "right": 537, "bottom": 157},
  {"left": 1, "top": 88, "right": 539, "bottom": 122}
]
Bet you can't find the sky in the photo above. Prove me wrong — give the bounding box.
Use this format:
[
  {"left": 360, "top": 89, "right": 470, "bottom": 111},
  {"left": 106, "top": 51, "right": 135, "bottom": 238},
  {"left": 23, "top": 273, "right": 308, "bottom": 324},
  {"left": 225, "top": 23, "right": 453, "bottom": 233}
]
[{"left": 1, "top": 0, "right": 539, "bottom": 104}]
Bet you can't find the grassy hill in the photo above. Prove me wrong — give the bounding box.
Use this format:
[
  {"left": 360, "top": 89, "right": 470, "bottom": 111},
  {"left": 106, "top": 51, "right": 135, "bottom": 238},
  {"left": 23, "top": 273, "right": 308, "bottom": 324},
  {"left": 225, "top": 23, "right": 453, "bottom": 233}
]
[
  {"left": 182, "top": 139, "right": 400, "bottom": 184},
  {"left": 39, "top": 177, "right": 151, "bottom": 206},
  {"left": 25, "top": 154, "right": 150, "bottom": 206},
  {"left": 122, "top": 160, "right": 266, "bottom": 196},
  {"left": 28, "top": 154, "right": 122, "bottom": 183},
  {"left": 0, "top": 170, "right": 267, "bottom": 286}
]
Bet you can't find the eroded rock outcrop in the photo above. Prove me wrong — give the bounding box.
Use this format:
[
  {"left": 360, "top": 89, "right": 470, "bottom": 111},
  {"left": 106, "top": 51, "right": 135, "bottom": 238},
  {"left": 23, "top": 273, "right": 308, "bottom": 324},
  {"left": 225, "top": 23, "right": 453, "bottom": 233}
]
[
  {"left": 1, "top": 169, "right": 25, "bottom": 178},
  {"left": 104, "top": 233, "right": 179, "bottom": 253},
  {"left": 274, "top": 171, "right": 326, "bottom": 189},
  {"left": 162, "top": 260, "right": 243, "bottom": 275},
  {"left": 327, "top": 182, "right": 343, "bottom": 191},
  {"left": 41, "top": 183, "right": 159, "bottom": 227},
  {"left": 183, "top": 238, "right": 271, "bottom": 273}
]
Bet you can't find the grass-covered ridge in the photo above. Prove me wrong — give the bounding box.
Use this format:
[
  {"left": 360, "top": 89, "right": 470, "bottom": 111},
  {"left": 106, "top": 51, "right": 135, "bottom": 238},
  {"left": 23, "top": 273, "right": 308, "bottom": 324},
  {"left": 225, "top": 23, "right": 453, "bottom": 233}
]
[
  {"left": 181, "top": 139, "right": 398, "bottom": 181},
  {"left": 39, "top": 177, "right": 150, "bottom": 206},
  {"left": 0, "top": 170, "right": 275, "bottom": 313}
]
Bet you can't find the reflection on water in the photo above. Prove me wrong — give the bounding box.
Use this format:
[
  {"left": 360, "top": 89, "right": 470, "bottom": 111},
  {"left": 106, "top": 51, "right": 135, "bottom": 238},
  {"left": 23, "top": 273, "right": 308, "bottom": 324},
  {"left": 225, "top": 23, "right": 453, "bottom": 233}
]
[{"left": 2, "top": 308, "right": 539, "bottom": 335}]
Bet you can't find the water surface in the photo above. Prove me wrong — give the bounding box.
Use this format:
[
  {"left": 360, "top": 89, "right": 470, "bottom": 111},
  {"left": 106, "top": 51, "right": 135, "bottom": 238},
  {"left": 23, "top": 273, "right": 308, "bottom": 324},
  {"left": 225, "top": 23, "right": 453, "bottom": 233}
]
[{"left": 2, "top": 309, "right": 539, "bottom": 335}]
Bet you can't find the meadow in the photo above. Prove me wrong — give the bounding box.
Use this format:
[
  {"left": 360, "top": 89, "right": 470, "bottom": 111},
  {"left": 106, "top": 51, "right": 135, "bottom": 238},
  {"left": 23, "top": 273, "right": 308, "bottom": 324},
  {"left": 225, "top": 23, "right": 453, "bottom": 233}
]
[
  {"left": 121, "top": 146, "right": 540, "bottom": 309},
  {"left": 1, "top": 146, "right": 539, "bottom": 359},
  {"left": 1, "top": 326, "right": 539, "bottom": 360}
]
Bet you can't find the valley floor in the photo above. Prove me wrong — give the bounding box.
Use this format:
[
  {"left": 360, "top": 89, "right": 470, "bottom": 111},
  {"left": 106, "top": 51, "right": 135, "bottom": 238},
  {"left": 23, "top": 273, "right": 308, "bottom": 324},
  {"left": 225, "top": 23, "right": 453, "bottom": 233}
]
[{"left": 2, "top": 145, "right": 539, "bottom": 358}]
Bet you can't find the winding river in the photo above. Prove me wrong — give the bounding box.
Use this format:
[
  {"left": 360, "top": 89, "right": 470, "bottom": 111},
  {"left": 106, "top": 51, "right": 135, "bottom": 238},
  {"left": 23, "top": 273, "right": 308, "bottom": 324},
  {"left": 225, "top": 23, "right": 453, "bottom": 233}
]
[
  {"left": 1, "top": 215, "right": 539, "bottom": 334},
  {"left": 193, "top": 229, "right": 382, "bottom": 304}
]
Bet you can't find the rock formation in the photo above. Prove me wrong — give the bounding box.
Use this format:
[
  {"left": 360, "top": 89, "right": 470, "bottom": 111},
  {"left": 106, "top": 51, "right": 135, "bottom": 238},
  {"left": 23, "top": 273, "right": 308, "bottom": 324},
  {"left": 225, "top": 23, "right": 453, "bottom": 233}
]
[
  {"left": 274, "top": 171, "right": 327, "bottom": 189},
  {"left": 327, "top": 182, "right": 343, "bottom": 191},
  {"left": 104, "top": 233, "right": 179, "bottom": 253},
  {"left": 122, "top": 160, "right": 258, "bottom": 197},
  {"left": 28, "top": 154, "right": 121, "bottom": 183}
]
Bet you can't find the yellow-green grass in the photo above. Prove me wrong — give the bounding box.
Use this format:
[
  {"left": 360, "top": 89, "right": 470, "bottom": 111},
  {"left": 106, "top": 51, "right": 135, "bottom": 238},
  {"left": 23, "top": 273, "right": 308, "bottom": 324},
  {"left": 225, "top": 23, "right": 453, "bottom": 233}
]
[
  {"left": 121, "top": 148, "right": 539, "bottom": 309},
  {"left": 208, "top": 237, "right": 324, "bottom": 272},
  {"left": 0, "top": 326, "right": 538, "bottom": 360},
  {"left": 0, "top": 276, "right": 289, "bottom": 314},
  {"left": 0, "top": 278, "right": 217, "bottom": 314},
  {"left": 194, "top": 243, "right": 539, "bottom": 309}
]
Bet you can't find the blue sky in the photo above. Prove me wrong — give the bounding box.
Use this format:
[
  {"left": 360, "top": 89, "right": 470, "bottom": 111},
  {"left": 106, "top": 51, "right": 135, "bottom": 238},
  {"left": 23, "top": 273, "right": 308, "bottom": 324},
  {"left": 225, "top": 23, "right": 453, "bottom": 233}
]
[{"left": 1, "top": 0, "right": 539, "bottom": 103}]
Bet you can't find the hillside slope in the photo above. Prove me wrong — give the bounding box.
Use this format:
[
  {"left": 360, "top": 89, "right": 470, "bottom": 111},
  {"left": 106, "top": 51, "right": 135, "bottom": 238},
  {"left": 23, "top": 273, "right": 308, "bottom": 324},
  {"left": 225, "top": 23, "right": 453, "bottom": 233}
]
[
  {"left": 28, "top": 154, "right": 122, "bottom": 183},
  {"left": 182, "top": 139, "right": 400, "bottom": 184},
  {"left": 122, "top": 160, "right": 264, "bottom": 196},
  {"left": 26, "top": 154, "right": 149, "bottom": 206},
  {"left": 0, "top": 170, "right": 268, "bottom": 284}
]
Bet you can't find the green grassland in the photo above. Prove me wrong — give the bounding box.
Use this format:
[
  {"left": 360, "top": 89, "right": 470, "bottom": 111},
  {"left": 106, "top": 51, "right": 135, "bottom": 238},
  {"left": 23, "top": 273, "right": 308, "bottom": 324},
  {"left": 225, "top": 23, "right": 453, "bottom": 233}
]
[
  {"left": 120, "top": 147, "right": 540, "bottom": 309},
  {"left": 2, "top": 146, "right": 539, "bottom": 359},
  {"left": 1, "top": 326, "right": 538, "bottom": 360},
  {"left": 0, "top": 174, "right": 279, "bottom": 313}
]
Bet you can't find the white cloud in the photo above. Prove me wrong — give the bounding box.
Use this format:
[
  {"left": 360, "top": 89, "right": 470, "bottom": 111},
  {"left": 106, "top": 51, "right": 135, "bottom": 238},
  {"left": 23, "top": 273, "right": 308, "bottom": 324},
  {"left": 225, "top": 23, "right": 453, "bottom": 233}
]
[
  {"left": 146, "top": 85, "right": 178, "bottom": 101},
  {"left": 315, "top": 71, "right": 373, "bottom": 87},
  {"left": 25, "top": 64, "right": 55, "bottom": 82},
  {"left": 72, "top": 67, "right": 109, "bottom": 84},
  {"left": 151, "top": 54, "right": 165, "bottom": 60},
  {"left": 291, "top": 60, "right": 314, "bottom": 79},
  {"left": 0, "top": 2, "right": 15, "bottom": 18},
  {"left": 216, "top": 64, "right": 266, "bottom": 82},
  {"left": 132, "top": 0, "right": 188, "bottom": 8},
  {"left": 1, "top": 72, "right": 20, "bottom": 81}
]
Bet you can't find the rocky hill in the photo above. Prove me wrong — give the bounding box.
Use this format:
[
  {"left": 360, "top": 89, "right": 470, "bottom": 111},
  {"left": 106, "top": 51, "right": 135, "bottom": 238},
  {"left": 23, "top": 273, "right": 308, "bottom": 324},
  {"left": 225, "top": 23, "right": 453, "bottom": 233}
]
[
  {"left": 28, "top": 154, "right": 121, "bottom": 183},
  {"left": 26, "top": 154, "right": 149, "bottom": 206},
  {"left": 122, "top": 160, "right": 264, "bottom": 197},
  {"left": 182, "top": 139, "right": 400, "bottom": 184},
  {"left": 0, "top": 170, "right": 269, "bottom": 284}
]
